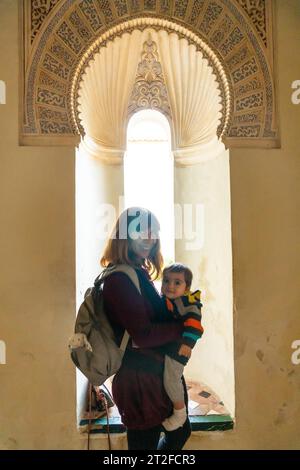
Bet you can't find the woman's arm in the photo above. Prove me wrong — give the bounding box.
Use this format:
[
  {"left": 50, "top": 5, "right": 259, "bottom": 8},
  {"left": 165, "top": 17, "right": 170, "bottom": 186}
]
[{"left": 103, "top": 272, "right": 182, "bottom": 348}]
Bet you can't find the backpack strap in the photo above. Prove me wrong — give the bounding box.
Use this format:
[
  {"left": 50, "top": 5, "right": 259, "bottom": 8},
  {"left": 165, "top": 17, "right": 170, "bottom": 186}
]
[
  {"left": 109, "top": 264, "right": 141, "bottom": 294},
  {"left": 119, "top": 331, "right": 130, "bottom": 352},
  {"left": 94, "top": 264, "right": 142, "bottom": 351},
  {"left": 95, "top": 264, "right": 141, "bottom": 294}
]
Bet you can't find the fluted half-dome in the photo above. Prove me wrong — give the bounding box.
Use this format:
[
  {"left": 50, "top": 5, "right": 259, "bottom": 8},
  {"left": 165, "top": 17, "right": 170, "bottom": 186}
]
[{"left": 77, "top": 27, "right": 224, "bottom": 165}]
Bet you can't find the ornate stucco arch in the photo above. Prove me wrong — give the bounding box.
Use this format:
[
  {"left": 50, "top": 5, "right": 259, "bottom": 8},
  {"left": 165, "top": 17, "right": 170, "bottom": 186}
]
[
  {"left": 73, "top": 19, "right": 230, "bottom": 165},
  {"left": 21, "top": 0, "right": 278, "bottom": 148}
]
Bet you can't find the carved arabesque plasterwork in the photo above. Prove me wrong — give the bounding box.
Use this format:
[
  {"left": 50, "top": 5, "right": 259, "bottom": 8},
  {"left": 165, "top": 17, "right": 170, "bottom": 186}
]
[
  {"left": 31, "top": 0, "right": 61, "bottom": 43},
  {"left": 128, "top": 37, "right": 171, "bottom": 119},
  {"left": 237, "top": 0, "right": 267, "bottom": 46},
  {"left": 71, "top": 18, "right": 230, "bottom": 142},
  {"left": 21, "top": 0, "right": 278, "bottom": 148},
  {"left": 77, "top": 27, "right": 223, "bottom": 164}
]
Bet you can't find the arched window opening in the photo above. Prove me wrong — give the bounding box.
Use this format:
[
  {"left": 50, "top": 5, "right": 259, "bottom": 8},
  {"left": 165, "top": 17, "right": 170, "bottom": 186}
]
[
  {"left": 124, "top": 109, "right": 235, "bottom": 421},
  {"left": 75, "top": 32, "right": 234, "bottom": 431},
  {"left": 124, "top": 109, "right": 174, "bottom": 265}
]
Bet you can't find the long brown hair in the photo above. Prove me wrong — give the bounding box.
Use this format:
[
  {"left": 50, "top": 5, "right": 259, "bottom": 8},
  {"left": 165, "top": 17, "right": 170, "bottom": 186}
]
[{"left": 100, "top": 207, "right": 164, "bottom": 279}]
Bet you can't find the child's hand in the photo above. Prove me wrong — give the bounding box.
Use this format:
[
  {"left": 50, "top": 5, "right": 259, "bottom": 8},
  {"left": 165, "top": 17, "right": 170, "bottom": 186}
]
[{"left": 178, "top": 344, "right": 192, "bottom": 358}]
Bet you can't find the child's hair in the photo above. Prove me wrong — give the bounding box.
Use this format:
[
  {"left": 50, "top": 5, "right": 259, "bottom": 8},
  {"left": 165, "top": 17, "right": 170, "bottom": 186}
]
[{"left": 162, "top": 263, "right": 193, "bottom": 289}]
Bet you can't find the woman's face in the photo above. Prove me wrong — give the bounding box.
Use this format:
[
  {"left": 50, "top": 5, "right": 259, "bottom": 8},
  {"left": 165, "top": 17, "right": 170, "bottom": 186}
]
[{"left": 129, "top": 227, "right": 158, "bottom": 262}]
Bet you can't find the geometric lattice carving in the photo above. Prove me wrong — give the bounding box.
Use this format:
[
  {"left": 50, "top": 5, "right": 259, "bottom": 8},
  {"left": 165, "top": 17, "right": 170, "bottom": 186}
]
[
  {"left": 237, "top": 0, "right": 267, "bottom": 46},
  {"left": 31, "top": 0, "right": 60, "bottom": 43},
  {"left": 128, "top": 38, "right": 171, "bottom": 118}
]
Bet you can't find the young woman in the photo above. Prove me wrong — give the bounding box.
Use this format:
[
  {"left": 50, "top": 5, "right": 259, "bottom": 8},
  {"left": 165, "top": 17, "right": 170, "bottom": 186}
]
[{"left": 101, "top": 207, "right": 191, "bottom": 450}]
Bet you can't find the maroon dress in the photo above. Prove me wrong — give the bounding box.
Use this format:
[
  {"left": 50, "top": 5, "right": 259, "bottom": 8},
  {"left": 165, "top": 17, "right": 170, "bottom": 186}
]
[{"left": 102, "top": 267, "right": 183, "bottom": 430}]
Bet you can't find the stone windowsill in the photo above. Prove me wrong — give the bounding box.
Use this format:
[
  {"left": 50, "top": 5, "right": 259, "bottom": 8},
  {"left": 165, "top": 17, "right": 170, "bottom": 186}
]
[{"left": 79, "top": 414, "right": 234, "bottom": 434}]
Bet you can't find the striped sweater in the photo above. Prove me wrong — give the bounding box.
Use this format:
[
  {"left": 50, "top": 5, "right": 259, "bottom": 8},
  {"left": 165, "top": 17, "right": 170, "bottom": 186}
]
[{"left": 162, "top": 290, "right": 204, "bottom": 349}]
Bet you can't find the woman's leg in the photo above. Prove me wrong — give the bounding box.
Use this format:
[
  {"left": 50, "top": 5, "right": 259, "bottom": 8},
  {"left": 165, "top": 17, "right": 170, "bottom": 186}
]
[
  {"left": 127, "top": 425, "right": 162, "bottom": 450},
  {"left": 158, "top": 417, "right": 191, "bottom": 450}
]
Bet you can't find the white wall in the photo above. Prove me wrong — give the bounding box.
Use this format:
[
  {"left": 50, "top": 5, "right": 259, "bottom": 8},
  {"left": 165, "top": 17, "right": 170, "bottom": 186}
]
[
  {"left": 1, "top": 0, "right": 300, "bottom": 450},
  {"left": 174, "top": 148, "right": 235, "bottom": 416},
  {"left": 75, "top": 142, "right": 124, "bottom": 420},
  {"left": 75, "top": 142, "right": 124, "bottom": 302}
]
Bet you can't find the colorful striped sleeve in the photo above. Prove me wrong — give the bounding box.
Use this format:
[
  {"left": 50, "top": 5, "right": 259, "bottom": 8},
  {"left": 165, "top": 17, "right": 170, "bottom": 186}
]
[{"left": 174, "top": 290, "right": 204, "bottom": 348}]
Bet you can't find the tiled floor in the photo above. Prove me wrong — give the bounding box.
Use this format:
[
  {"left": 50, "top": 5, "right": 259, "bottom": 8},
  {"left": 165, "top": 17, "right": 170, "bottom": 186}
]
[{"left": 186, "top": 380, "right": 229, "bottom": 416}]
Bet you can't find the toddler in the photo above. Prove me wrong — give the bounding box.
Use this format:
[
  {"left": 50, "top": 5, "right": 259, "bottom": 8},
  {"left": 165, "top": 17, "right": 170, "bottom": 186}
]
[{"left": 161, "top": 263, "right": 203, "bottom": 431}]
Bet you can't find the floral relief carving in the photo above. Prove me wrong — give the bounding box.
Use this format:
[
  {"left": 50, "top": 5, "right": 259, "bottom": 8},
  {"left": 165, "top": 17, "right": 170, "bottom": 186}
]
[
  {"left": 226, "top": 46, "right": 251, "bottom": 71},
  {"left": 50, "top": 39, "right": 76, "bottom": 66},
  {"left": 114, "top": 0, "right": 128, "bottom": 16},
  {"left": 37, "top": 88, "right": 66, "bottom": 108},
  {"left": 231, "top": 57, "right": 258, "bottom": 84},
  {"left": 56, "top": 21, "right": 83, "bottom": 54},
  {"left": 79, "top": 0, "right": 103, "bottom": 32},
  {"left": 38, "top": 104, "right": 72, "bottom": 133},
  {"left": 128, "top": 0, "right": 141, "bottom": 14},
  {"left": 219, "top": 27, "right": 244, "bottom": 56},
  {"left": 229, "top": 125, "right": 261, "bottom": 137},
  {"left": 38, "top": 106, "right": 69, "bottom": 122},
  {"left": 210, "top": 14, "right": 234, "bottom": 48},
  {"left": 128, "top": 38, "right": 171, "bottom": 118},
  {"left": 158, "top": 1, "right": 171, "bottom": 15},
  {"left": 188, "top": 0, "right": 205, "bottom": 25},
  {"left": 200, "top": 2, "right": 223, "bottom": 36},
  {"left": 39, "top": 70, "right": 68, "bottom": 94},
  {"left": 236, "top": 91, "right": 263, "bottom": 111},
  {"left": 174, "top": 0, "right": 189, "bottom": 20},
  {"left": 40, "top": 120, "right": 72, "bottom": 133},
  {"left": 98, "top": 0, "right": 115, "bottom": 23},
  {"left": 234, "top": 77, "right": 262, "bottom": 98},
  {"left": 42, "top": 53, "right": 70, "bottom": 80},
  {"left": 144, "top": 0, "right": 156, "bottom": 11},
  {"left": 232, "top": 110, "right": 262, "bottom": 125},
  {"left": 69, "top": 10, "right": 93, "bottom": 40}
]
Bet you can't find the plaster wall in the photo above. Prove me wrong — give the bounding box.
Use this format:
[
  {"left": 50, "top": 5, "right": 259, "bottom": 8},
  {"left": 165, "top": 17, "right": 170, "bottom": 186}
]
[
  {"left": 75, "top": 143, "right": 124, "bottom": 422},
  {"left": 175, "top": 149, "right": 234, "bottom": 417},
  {"left": 0, "top": 0, "right": 299, "bottom": 450},
  {"left": 226, "top": 0, "right": 300, "bottom": 448},
  {"left": 0, "top": 0, "right": 77, "bottom": 449}
]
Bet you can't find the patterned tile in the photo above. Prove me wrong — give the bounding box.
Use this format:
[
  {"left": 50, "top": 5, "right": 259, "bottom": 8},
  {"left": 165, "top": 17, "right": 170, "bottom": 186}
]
[{"left": 198, "top": 390, "right": 211, "bottom": 398}]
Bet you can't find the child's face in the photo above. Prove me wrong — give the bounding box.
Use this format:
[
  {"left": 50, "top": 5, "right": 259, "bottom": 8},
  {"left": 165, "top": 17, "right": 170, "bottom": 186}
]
[{"left": 161, "top": 272, "right": 187, "bottom": 299}]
